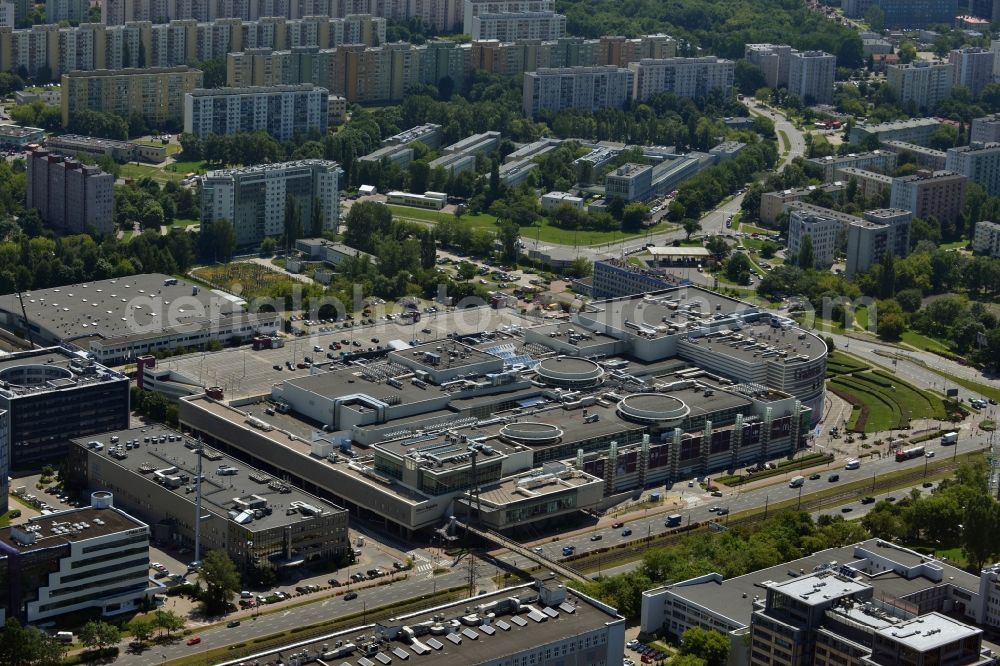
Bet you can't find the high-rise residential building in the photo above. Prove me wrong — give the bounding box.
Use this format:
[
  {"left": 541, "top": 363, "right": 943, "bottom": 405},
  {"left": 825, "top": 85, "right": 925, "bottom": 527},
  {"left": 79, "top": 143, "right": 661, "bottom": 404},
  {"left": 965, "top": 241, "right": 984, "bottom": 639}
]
[
  {"left": 629, "top": 56, "right": 735, "bottom": 101},
  {"left": 522, "top": 66, "right": 633, "bottom": 116},
  {"left": 886, "top": 61, "right": 954, "bottom": 111},
  {"left": 200, "top": 160, "right": 343, "bottom": 247},
  {"left": 786, "top": 203, "right": 857, "bottom": 269},
  {"left": 788, "top": 49, "right": 836, "bottom": 105},
  {"left": 0, "top": 2, "right": 15, "bottom": 27},
  {"left": 842, "top": 0, "right": 960, "bottom": 27},
  {"left": 0, "top": 492, "right": 152, "bottom": 623},
  {"left": 974, "top": 219, "right": 1000, "bottom": 257},
  {"left": 846, "top": 208, "right": 913, "bottom": 276},
  {"left": 946, "top": 142, "right": 1000, "bottom": 197},
  {"left": 971, "top": 0, "right": 1000, "bottom": 21},
  {"left": 0, "top": 348, "right": 129, "bottom": 477},
  {"left": 470, "top": 11, "right": 566, "bottom": 41},
  {"left": 462, "top": 0, "right": 554, "bottom": 34},
  {"left": 971, "top": 114, "right": 1000, "bottom": 143},
  {"left": 183, "top": 84, "right": 330, "bottom": 141},
  {"left": 45, "top": 0, "right": 88, "bottom": 22},
  {"left": 26, "top": 148, "right": 114, "bottom": 235},
  {"left": 744, "top": 43, "right": 791, "bottom": 88},
  {"left": 61, "top": 66, "right": 203, "bottom": 128},
  {"left": 949, "top": 46, "right": 994, "bottom": 96},
  {"left": 890, "top": 170, "right": 968, "bottom": 223},
  {"left": 597, "top": 34, "right": 676, "bottom": 67}
]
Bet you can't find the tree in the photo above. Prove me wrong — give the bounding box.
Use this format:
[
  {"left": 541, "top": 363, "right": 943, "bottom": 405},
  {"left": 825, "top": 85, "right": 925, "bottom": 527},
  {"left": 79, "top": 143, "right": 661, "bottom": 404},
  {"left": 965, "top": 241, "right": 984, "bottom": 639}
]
[
  {"left": 0, "top": 617, "right": 66, "bottom": 666},
  {"left": 310, "top": 197, "right": 323, "bottom": 237},
  {"left": 680, "top": 626, "right": 730, "bottom": 666},
  {"left": 734, "top": 59, "right": 767, "bottom": 96},
  {"left": 496, "top": 219, "right": 520, "bottom": 265},
  {"left": 705, "top": 236, "right": 730, "bottom": 263},
  {"left": 260, "top": 236, "right": 277, "bottom": 256},
  {"left": 726, "top": 253, "right": 753, "bottom": 284},
  {"left": 127, "top": 618, "right": 154, "bottom": 646},
  {"left": 205, "top": 219, "right": 236, "bottom": 261},
  {"left": 797, "top": 234, "right": 815, "bottom": 270},
  {"left": 671, "top": 656, "right": 707, "bottom": 666},
  {"left": 283, "top": 195, "right": 302, "bottom": 251},
  {"left": 79, "top": 620, "right": 121, "bottom": 653},
  {"left": 343, "top": 201, "right": 393, "bottom": 253},
  {"left": 621, "top": 203, "right": 648, "bottom": 232},
  {"left": 153, "top": 609, "right": 185, "bottom": 637},
  {"left": 198, "top": 549, "right": 241, "bottom": 614},
  {"left": 962, "top": 495, "right": 1000, "bottom": 571},
  {"left": 457, "top": 261, "right": 477, "bottom": 281},
  {"left": 408, "top": 160, "right": 430, "bottom": 193},
  {"left": 682, "top": 217, "right": 702, "bottom": 241},
  {"left": 570, "top": 256, "right": 593, "bottom": 277},
  {"left": 864, "top": 5, "right": 885, "bottom": 31}
]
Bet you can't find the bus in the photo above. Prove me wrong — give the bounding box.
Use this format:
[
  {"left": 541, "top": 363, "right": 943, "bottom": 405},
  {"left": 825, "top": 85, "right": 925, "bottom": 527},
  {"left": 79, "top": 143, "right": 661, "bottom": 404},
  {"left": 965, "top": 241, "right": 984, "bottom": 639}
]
[{"left": 895, "top": 446, "right": 925, "bottom": 462}]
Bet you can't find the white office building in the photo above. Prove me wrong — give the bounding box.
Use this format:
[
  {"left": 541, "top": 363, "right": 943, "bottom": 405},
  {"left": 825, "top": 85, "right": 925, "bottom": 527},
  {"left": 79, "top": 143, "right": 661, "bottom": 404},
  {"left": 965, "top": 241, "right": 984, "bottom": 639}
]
[
  {"left": 744, "top": 43, "right": 791, "bottom": 88},
  {"left": 629, "top": 56, "right": 735, "bottom": 101},
  {"left": 788, "top": 50, "right": 836, "bottom": 105},
  {"left": 200, "top": 160, "right": 342, "bottom": 247},
  {"left": 886, "top": 61, "right": 954, "bottom": 111},
  {"left": 183, "top": 85, "right": 330, "bottom": 142},
  {"left": 470, "top": 11, "right": 566, "bottom": 41},
  {"left": 522, "top": 66, "right": 634, "bottom": 116},
  {"left": 974, "top": 219, "right": 1000, "bottom": 257},
  {"left": 946, "top": 142, "right": 1000, "bottom": 197}
]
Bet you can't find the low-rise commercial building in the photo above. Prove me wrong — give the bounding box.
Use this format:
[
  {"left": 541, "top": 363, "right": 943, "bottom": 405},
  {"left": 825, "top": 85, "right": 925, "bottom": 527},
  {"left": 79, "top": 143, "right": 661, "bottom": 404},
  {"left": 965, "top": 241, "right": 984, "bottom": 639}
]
[
  {"left": 592, "top": 258, "right": 681, "bottom": 299},
  {"left": 67, "top": 424, "right": 349, "bottom": 573},
  {"left": 386, "top": 190, "right": 448, "bottom": 210},
  {"left": 359, "top": 144, "right": 415, "bottom": 167},
  {"left": 382, "top": 123, "right": 443, "bottom": 149},
  {"left": 295, "top": 238, "right": 377, "bottom": 267},
  {"left": 45, "top": 134, "right": 167, "bottom": 164},
  {"left": 0, "top": 124, "right": 44, "bottom": 147},
  {"left": 499, "top": 159, "right": 537, "bottom": 186},
  {"left": 974, "top": 220, "right": 1000, "bottom": 257},
  {"left": 0, "top": 491, "right": 152, "bottom": 623},
  {"left": 542, "top": 191, "right": 584, "bottom": 211},
  {"left": 605, "top": 163, "right": 653, "bottom": 201}
]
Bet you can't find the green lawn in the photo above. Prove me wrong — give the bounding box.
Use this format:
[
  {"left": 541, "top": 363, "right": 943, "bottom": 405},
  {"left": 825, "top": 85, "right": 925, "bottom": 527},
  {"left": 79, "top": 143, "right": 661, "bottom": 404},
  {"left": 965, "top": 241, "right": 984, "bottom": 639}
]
[
  {"left": 171, "top": 218, "right": 200, "bottom": 229},
  {"left": 938, "top": 239, "right": 968, "bottom": 251},
  {"left": 386, "top": 204, "right": 678, "bottom": 246},
  {"left": 163, "top": 159, "right": 209, "bottom": 176},
  {"left": 828, "top": 368, "right": 946, "bottom": 432},
  {"left": 921, "top": 367, "right": 1000, "bottom": 403},
  {"left": 120, "top": 163, "right": 184, "bottom": 184},
  {"left": 778, "top": 130, "right": 791, "bottom": 152},
  {"left": 855, "top": 306, "right": 869, "bottom": 331},
  {"left": 826, "top": 351, "right": 867, "bottom": 377},
  {"left": 900, "top": 330, "right": 950, "bottom": 354},
  {"left": 739, "top": 223, "right": 778, "bottom": 236}
]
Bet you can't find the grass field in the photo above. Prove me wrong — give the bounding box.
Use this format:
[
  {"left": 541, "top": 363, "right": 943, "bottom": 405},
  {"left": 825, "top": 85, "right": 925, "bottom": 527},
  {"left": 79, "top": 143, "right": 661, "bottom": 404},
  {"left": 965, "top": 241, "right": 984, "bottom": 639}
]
[
  {"left": 191, "top": 262, "right": 298, "bottom": 300},
  {"left": 829, "top": 365, "right": 947, "bottom": 432},
  {"left": 825, "top": 351, "right": 867, "bottom": 377},
  {"left": 386, "top": 204, "right": 678, "bottom": 246},
  {"left": 921, "top": 367, "right": 1000, "bottom": 403},
  {"left": 778, "top": 130, "right": 791, "bottom": 152},
  {"left": 900, "top": 330, "right": 951, "bottom": 354}
]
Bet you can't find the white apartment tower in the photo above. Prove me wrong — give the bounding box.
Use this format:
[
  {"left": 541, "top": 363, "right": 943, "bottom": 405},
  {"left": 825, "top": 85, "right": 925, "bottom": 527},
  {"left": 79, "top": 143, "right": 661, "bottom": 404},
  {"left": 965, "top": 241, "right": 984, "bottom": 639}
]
[
  {"left": 522, "top": 66, "right": 633, "bottom": 116},
  {"left": 629, "top": 56, "right": 735, "bottom": 101},
  {"left": 788, "top": 49, "right": 836, "bottom": 105}
]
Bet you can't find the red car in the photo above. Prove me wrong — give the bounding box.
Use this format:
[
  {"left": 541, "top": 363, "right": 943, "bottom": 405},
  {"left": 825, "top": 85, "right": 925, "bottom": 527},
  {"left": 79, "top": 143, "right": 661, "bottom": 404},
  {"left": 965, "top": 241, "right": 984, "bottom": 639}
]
[
  {"left": 612, "top": 522, "right": 624, "bottom": 529},
  {"left": 186, "top": 636, "right": 201, "bottom": 646}
]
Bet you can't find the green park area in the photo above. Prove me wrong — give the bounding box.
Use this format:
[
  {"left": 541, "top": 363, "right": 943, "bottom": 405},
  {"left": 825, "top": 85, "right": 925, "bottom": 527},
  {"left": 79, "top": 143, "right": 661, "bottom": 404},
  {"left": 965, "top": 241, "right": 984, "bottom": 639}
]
[
  {"left": 385, "top": 204, "right": 676, "bottom": 246},
  {"left": 826, "top": 352, "right": 949, "bottom": 432},
  {"left": 190, "top": 262, "right": 305, "bottom": 302}
]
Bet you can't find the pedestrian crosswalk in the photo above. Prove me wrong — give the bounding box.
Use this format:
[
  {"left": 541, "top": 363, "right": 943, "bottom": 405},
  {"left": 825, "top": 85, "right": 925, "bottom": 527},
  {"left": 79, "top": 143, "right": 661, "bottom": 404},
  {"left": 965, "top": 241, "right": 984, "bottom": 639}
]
[{"left": 415, "top": 563, "right": 434, "bottom": 574}]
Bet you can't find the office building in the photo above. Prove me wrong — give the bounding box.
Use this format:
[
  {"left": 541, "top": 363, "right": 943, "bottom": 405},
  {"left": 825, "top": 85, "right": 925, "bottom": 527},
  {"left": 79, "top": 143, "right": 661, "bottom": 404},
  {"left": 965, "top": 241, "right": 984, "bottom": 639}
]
[
  {"left": 183, "top": 84, "right": 330, "bottom": 141},
  {"left": 0, "top": 491, "right": 152, "bottom": 624},
  {"left": 842, "top": 0, "right": 961, "bottom": 28},
  {"left": 0, "top": 124, "right": 43, "bottom": 147},
  {"left": 846, "top": 208, "right": 913, "bottom": 277},
  {"left": 67, "top": 424, "right": 349, "bottom": 573},
  {"left": 522, "top": 66, "right": 633, "bottom": 117},
  {"left": 359, "top": 144, "right": 415, "bottom": 167},
  {"left": 786, "top": 202, "right": 857, "bottom": 269},
  {"left": 886, "top": 61, "right": 954, "bottom": 111},
  {"left": 592, "top": 258, "right": 680, "bottom": 299},
  {"left": 441, "top": 130, "right": 500, "bottom": 155},
  {"left": 26, "top": 147, "right": 114, "bottom": 236},
  {"left": 630, "top": 56, "right": 735, "bottom": 101},
  {"left": 462, "top": 0, "right": 555, "bottom": 34},
  {"left": 971, "top": 115, "right": 1000, "bottom": 143},
  {"left": 0, "top": 275, "right": 280, "bottom": 365},
  {"left": 294, "top": 238, "right": 377, "bottom": 267},
  {"left": 61, "top": 66, "right": 203, "bottom": 128},
  {"left": 880, "top": 140, "right": 947, "bottom": 170},
  {"left": 605, "top": 163, "right": 653, "bottom": 201},
  {"left": 834, "top": 167, "right": 893, "bottom": 199},
  {"left": 207, "top": 579, "right": 625, "bottom": 666},
  {"left": 0, "top": 348, "right": 128, "bottom": 478},
  {"left": 788, "top": 50, "right": 836, "bottom": 105},
  {"left": 642, "top": 539, "right": 999, "bottom": 666},
  {"left": 382, "top": 123, "right": 443, "bottom": 149},
  {"left": 946, "top": 142, "right": 1000, "bottom": 197},
  {"left": 806, "top": 151, "right": 897, "bottom": 182},
  {"left": 890, "top": 170, "right": 968, "bottom": 224},
  {"left": 949, "top": 47, "right": 994, "bottom": 96},
  {"left": 974, "top": 220, "right": 1000, "bottom": 257},
  {"left": 471, "top": 11, "right": 566, "bottom": 41},
  {"left": 758, "top": 183, "right": 847, "bottom": 225},
  {"left": 541, "top": 191, "right": 584, "bottom": 211},
  {"left": 45, "top": 134, "right": 168, "bottom": 164},
  {"left": 45, "top": 0, "right": 87, "bottom": 22},
  {"left": 850, "top": 118, "right": 942, "bottom": 147},
  {"left": 200, "top": 160, "right": 342, "bottom": 247},
  {"left": 744, "top": 43, "right": 791, "bottom": 88}
]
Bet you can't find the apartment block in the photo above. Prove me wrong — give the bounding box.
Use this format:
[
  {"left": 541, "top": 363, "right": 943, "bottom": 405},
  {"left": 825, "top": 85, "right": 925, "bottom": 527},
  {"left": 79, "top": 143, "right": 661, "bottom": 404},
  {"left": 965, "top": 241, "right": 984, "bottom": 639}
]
[
  {"left": 886, "top": 61, "right": 954, "bottom": 111},
  {"left": 0, "top": 3, "right": 14, "bottom": 28},
  {"left": 834, "top": 167, "right": 893, "bottom": 199},
  {"left": 946, "top": 142, "right": 1000, "bottom": 197},
  {"left": 850, "top": 118, "right": 942, "bottom": 147},
  {"left": 974, "top": 219, "right": 1000, "bottom": 257},
  {"left": 183, "top": 84, "right": 329, "bottom": 141},
  {"left": 846, "top": 208, "right": 913, "bottom": 277},
  {"left": 26, "top": 147, "right": 114, "bottom": 235},
  {"left": 890, "top": 170, "right": 967, "bottom": 223},
  {"left": 806, "top": 151, "right": 897, "bottom": 182},
  {"left": 629, "top": 56, "right": 735, "bottom": 101},
  {"left": 949, "top": 47, "right": 994, "bottom": 96},
  {"left": 841, "top": 0, "right": 961, "bottom": 27},
  {"left": 744, "top": 43, "right": 791, "bottom": 88},
  {"left": 522, "top": 65, "right": 633, "bottom": 116},
  {"left": 971, "top": 115, "right": 1000, "bottom": 143},
  {"left": 597, "top": 34, "right": 676, "bottom": 67},
  {"left": 0, "top": 492, "right": 152, "bottom": 624},
  {"left": 788, "top": 49, "right": 836, "bottom": 105},
  {"left": 880, "top": 140, "right": 947, "bottom": 170},
  {"left": 470, "top": 11, "right": 566, "bottom": 42},
  {"left": 786, "top": 202, "right": 857, "bottom": 269},
  {"left": 758, "top": 183, "right": 847, "bottom": 225},
  {"left": 45, "top": 0, "right": 87, "bottom": 22},
  {"left": 462, "top": 0, "right": 554, "bottom": 34},
  {"left": 200, "top": 160, "right": 342, "bottom": 247},
  {"left": 61, "top": 66, "right": 203, "bottom": 128}
]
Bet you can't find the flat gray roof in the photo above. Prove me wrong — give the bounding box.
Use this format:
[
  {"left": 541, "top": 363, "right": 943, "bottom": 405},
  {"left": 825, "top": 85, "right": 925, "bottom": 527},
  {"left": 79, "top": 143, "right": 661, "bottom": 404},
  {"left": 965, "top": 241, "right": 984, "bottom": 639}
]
[
  {"left": 874, "top": 612, "right": 980, "bottom": 651},
  {"left": 0, "top": 505, "right": 144, "bottom": 553},
  {"left": 0, "top": 347, "right": 126, "bottom": 399},
  {"left": 391, "top": 341, "right": 503, "bottom": 373},
  {"left": 71, "top": 424, "right": 344, "bottom": 532},
  {"left": 283, "top": 366, "right": 440, "bottom": 406}
]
